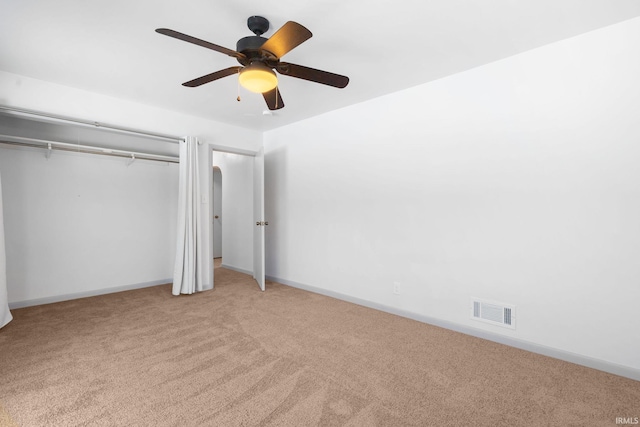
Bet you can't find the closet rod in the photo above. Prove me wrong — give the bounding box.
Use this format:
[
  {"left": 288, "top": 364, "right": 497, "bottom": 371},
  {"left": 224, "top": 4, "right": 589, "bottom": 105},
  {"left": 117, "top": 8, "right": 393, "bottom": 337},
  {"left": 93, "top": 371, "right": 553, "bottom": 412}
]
[
  {"left": 0, "top": 105, "right": 183, "bottom": 143},
  {"left": 0, "top": 134, "right": 179, "bottom": 164}
]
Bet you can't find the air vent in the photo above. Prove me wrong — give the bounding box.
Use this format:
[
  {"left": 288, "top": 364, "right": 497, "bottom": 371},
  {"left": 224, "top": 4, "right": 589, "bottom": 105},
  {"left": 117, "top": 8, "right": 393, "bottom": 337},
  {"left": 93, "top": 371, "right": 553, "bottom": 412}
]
[{"left": 471, "top": 298, "right": 516, "bottom": 329}]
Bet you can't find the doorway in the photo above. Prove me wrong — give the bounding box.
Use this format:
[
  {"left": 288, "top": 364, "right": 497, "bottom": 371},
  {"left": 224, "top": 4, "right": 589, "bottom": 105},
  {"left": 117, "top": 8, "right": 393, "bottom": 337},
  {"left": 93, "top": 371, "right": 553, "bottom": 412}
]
[{"left": 209, "top": 147, "right": 265, "bottom": 291}]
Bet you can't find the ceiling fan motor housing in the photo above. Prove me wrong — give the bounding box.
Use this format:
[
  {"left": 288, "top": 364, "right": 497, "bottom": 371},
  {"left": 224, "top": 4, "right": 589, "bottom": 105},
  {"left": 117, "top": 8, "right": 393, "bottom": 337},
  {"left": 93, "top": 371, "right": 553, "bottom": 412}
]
[
  {"left": 237, "top": 16, "right": 277, "bottom": 67},
  {"left": 236, "top": 35, "right": 277, "bottom": 66},
  {"left": 236, "top": 36, "right": 267, "bottom": 55}
]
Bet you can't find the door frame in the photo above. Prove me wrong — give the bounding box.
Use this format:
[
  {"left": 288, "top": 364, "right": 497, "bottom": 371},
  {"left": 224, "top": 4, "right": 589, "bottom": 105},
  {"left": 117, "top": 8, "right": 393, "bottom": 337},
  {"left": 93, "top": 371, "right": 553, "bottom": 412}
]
[{"left": 205, "top": 143, "right": 265, "bottom": 291}]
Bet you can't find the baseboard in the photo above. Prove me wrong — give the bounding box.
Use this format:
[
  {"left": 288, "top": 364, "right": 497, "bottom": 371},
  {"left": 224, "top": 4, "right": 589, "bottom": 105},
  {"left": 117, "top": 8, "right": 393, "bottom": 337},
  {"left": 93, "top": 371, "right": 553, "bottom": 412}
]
[
  {"left": 8, "top": 279, "right": 172, "bottom": 309},
  {"left": 266, "top": 275, "right": 640, "bottom": 382},
  {"left": 220, "top": 264, "right": 253, "bottom": 276}
]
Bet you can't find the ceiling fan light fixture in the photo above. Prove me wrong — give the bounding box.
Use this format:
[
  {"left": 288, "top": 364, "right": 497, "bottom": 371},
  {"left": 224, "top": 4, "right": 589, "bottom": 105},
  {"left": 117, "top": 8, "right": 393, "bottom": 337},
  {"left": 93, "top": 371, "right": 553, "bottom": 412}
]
[
  {"left": 157, "top": 18, "right": 348, "bottom": 111},
  {"left": 239, "top": 63, "right": 278, "bottom": 93}
]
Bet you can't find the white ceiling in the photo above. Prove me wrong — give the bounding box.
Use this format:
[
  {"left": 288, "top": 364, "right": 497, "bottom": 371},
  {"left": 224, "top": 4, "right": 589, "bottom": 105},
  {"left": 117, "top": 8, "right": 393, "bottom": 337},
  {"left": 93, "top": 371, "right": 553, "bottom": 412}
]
[{"left": 2, "top": 0, "right": 640, "bottom": 131}]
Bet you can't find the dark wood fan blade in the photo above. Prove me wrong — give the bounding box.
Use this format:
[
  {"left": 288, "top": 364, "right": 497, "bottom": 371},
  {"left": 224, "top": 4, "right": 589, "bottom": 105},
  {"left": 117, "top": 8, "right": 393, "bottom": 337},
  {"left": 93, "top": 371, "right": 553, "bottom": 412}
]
[
  {"left": 182, "top": 67, "right": 242, "bottom": 87},
  {"left": 156, "top": 28, "right": 246, "bottom": 60},
  {"left": 263, "top": 87, "right": 285, "bottom": 110},
  {"left": 260, "top": 21, "right": 312, "bottom": 59},
  {"left": 277, "top": 62, "right": 349, "bottom": 88}
]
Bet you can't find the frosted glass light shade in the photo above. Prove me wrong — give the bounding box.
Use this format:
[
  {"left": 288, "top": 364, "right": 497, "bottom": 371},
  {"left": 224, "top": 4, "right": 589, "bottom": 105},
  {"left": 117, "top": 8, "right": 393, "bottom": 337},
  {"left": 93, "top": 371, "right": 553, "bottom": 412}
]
[{"left": 239, "top": 63, "right": 278, "bottom": 93}]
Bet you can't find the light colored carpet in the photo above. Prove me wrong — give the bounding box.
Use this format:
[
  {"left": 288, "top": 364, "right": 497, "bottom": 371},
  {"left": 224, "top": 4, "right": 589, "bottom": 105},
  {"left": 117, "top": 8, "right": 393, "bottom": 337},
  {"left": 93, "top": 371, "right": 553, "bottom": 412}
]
[
  {"left": 0, "top": 267, "right": 638, "bottom": 426},
  {"left": 0, "top": 403, "right": 18, "bottom": 427}
]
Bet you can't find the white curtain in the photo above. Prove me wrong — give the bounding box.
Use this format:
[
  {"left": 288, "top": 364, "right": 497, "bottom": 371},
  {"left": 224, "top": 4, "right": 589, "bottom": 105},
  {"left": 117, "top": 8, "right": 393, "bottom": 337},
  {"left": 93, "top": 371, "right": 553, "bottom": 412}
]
[
  {"left": 173, "top": 136, "right": 204, "bottom": 295},
  {"left": 0, "top": 172, "right": 13, "bottom": 328}
]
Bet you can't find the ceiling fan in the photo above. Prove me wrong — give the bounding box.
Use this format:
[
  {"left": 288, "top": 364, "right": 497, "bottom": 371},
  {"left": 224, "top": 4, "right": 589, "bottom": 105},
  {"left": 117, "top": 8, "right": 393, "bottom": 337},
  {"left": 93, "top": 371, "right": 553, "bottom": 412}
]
[{"left": 156, "top": 16, "right": 349, "bottom": 110}]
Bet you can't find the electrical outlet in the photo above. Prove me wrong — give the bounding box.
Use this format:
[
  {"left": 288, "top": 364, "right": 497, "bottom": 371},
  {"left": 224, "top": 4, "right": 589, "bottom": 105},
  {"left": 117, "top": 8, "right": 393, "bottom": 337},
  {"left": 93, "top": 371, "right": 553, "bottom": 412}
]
[{"left": 393, "top": 282, "right": 401, "bottom": 295}]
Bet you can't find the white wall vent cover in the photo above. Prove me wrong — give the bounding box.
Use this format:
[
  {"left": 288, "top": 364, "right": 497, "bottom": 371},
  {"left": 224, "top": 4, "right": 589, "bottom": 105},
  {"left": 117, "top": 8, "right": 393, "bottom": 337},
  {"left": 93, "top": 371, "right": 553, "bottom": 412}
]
[{"left": 471, "top": 298, "right": 516, "bottom": 329}]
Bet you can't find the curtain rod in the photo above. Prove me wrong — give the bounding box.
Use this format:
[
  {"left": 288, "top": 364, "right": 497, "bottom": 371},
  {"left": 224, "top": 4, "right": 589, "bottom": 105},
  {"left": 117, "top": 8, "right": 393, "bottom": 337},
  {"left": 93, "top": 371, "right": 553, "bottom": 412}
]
[
  {"left": 0, "top": 105, "right": 183, "bottom": 143},
  {"left": 0, "top": 134, "right": 179, "bottom": 164}
]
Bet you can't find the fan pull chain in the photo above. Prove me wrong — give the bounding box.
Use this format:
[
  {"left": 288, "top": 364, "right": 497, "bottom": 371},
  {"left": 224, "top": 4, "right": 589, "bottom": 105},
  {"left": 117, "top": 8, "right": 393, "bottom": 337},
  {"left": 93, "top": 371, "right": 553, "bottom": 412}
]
[
  {"left": 237, "top": 69, "right": 241, "bottom": 102},
  {"left": 275, "top": 86, "right": 279, "bottom": 109}
]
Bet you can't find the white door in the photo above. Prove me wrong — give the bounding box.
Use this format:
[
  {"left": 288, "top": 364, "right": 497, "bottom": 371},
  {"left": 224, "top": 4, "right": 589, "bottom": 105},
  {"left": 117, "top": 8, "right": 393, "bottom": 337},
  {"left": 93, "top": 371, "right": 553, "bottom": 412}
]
[
  {"left": 212, "top": 168, "right": 222, "bottom": 259},
  {"left": 253, "top": 147, "right": 265, "bottom": 291}
]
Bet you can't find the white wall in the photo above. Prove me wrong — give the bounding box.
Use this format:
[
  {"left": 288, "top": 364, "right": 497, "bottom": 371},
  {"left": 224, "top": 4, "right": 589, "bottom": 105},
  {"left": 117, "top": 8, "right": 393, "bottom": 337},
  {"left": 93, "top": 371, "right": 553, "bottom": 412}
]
[
  {"left": 0, "top": 71, "right": 262, "bottom": 302},
  {"left": 212, "top": 151, "right": 254, "bottom": 274},
  {"left": 264, "top": 17, "right": 640, "bottom": 374},
  {"left": 0, "top": 142, "right": 178, "bottom": 304},
  {"left": 0, "top": 71, "right": 262, "bottom": 154}
]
